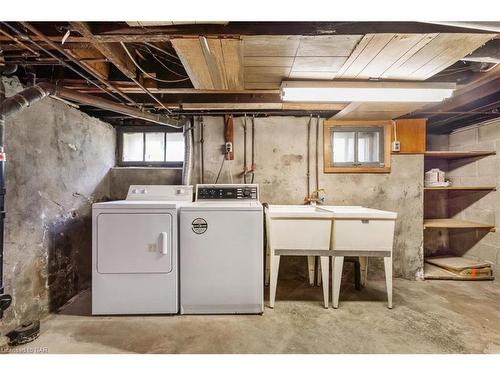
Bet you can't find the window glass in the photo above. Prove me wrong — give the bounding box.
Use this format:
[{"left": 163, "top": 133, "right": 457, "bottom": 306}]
[
  {"left": 145, "top": 132, "right": 166, "bottom": 161},
  {"left": 332, "top": 131, "right": 355, "bottom": 164},
  {"left": 166, "top": 132, "right": 185, "bottom": 161},
  {"left": 358, "top": 131, "right": 380, "bottom": 163},
  {"left": 122, "top": 132, "right": 144, "bottom": 161}
]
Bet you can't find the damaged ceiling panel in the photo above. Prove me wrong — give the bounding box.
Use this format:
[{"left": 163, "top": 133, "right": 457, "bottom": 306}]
[{"left": 171, "top": 37, "right": 244, "bottom": 90}]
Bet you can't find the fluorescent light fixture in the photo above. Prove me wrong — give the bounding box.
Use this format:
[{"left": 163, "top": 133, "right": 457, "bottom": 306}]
[{"left": 281, "top": 81, "right": 456, "bottom": 103}]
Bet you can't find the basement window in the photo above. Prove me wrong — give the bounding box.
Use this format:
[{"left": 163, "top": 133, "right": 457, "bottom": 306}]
[
  {"left": 323, "top": 120, "right": 391, "bottom": 173},
  {"left": 118, "top": 126, "right": 184, "bottom": 168}
]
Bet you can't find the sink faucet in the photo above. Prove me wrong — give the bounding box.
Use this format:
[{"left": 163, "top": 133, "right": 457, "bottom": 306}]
[{"left": 305, "top": 189, "right": 326, "bottom": 206}]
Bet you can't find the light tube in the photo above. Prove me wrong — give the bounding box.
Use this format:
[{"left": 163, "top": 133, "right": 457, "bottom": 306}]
[{"left": 280, "top": 82, "right": 455, "bottom": 103}]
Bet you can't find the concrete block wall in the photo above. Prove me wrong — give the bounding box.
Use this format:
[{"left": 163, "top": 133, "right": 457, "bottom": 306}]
[
  {"left": 446, "top": 120, "right": 500, "bottom": 271},
  {"left": 1, "top": 77, "right": 115, "bottom": 334}
]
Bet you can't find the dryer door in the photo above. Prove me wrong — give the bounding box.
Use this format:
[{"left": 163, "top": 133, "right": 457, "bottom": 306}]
[{"left": 96, "top": 213, "right": 173, "bottom": 274}]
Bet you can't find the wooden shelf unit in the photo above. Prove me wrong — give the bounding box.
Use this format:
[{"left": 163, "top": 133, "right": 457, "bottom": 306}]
[
  {"left": 424, "top": 218, "right": 495, "bottom": 232},
  {"left": 423, "top": 150, "right": 497, "bottom": 279},
  {"left": 424, "top": 186, "right": 496, "bottom": 191},
  {"left": 424, "top": 151, "right": 496, "bottom": 159}
]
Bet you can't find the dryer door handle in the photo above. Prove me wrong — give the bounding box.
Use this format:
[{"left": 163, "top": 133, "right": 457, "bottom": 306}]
[{"left": 160, "top": 232, "right": 169, "bottom": 255}]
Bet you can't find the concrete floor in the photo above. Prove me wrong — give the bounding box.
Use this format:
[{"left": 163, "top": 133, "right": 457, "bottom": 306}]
[{"left": 7, "top": 269, "right": 500, "bottom": 354}]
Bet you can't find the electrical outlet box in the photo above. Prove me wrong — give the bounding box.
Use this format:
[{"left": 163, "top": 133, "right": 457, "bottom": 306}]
[
  {"left": 391, "top": 140, "right": 401, "bottom": 152},
  {"left": 225, "top": 142, "right": 233, "bottom": 154}
]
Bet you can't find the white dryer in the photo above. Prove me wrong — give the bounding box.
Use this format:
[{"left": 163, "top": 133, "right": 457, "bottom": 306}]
[
  {"left": 180, "top": 184, "right": 263, "bottom": 314},
  {"left": 92, "top": 185, "right": 192, "bottom": 315}
]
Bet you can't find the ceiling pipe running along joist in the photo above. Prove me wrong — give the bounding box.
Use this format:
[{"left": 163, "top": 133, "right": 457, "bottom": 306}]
[{"left": 0, "top": 82, "right": 186, "bottom": 128}]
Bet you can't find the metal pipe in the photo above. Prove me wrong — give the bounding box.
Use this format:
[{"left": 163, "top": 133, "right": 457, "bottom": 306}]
[
  {"left": 315, "top": 115, "right": 320, "bottom": 191},
  {"left": 0, "top": 27, "right": 40, "bottom": 57},
  {"left": 182, "top": 118, "right": 194, "bottom": 185},
  {"left": 0, "top": 83, "right": 185, "bottom": 127},
  {"left": 250, "top": 115, "right": 256, "bottom": 184},
  {"left": 0, "top": 79, "right": 10, "bottom": 318},
  {"left": 306, "top": 114, "right": 312, "bottom": 198},
  {"left": 199, "top": 116, "right": 204, "bottom": 184},
  {"left": 17, "top": 22, "right": 137, "bottom": 106},
  {"left": 243, "top": 114, "right": 247, "bottom": 184}
]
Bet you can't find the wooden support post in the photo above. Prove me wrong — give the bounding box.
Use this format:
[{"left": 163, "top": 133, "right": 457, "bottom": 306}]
[{"left": 224, "top": 114, "right": 234, "bottom": 160}]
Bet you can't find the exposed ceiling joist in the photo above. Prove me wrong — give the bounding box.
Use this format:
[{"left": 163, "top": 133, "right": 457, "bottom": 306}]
[{"left": 69, "top": 22, "right": 136, "bottom": 79}]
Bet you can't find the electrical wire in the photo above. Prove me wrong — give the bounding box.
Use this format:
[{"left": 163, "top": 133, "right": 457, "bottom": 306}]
[
  {"left": 1, "top": 22, "right": 125, "bottom": 104},
  {"left": 143, "top": 46, "right": 188, "bottom": 77},
  {"left": 144, "top": 42, "right": 182, "bottom": 61},
  {"left": 214, "top": 155, "right": 226, "bottom": 184},
  {"left": 131, "top": 43, "right": 186, "bottom": 68},
  {"left": 120, "top": 42, "right": 190, "bottom": 83}
]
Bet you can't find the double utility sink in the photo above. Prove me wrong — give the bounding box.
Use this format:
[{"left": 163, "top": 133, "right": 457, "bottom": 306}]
[{"left": 265, "top": 205, "right": 397, "bottom": 309}]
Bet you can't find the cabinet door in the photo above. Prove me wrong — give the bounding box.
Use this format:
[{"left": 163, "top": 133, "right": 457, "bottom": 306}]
[{"left": 97, "top": 213, "right": 173, "bottom": 274}]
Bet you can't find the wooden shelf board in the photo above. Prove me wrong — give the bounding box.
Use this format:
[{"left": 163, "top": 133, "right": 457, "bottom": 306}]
[
  {"left": 424, "top": 263, "right": 494, "bottom": 281},
  {"left": 424, "top": 151, "right": 496, "bottom": 159},
  {"left": 424, "top": 218, "right": 495, "bottom": 232},
  {"left": 424, "top": 186, "right": 496, "bottom": 191}
]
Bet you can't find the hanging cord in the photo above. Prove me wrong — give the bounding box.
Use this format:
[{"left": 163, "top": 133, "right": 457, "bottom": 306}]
[
  {"left": 120, "top": 42, "right": 190, "bottom": 83},
  {"left": 214, "top": 155, "right": 226, "bottom": 184},
  {"left": 243, "top": 114, "right": 248, "bottom": 184},
  {"left": 250, "top": 114, "right": 256, "bottom": 184}
]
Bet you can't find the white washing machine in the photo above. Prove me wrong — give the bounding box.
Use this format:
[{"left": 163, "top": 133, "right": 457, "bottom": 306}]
[
  {"left": 180, "top": 184, "right": 263, "bottom": 314},
  {"left": 92, "top": 185, "right": 193, "bottom": 315}
]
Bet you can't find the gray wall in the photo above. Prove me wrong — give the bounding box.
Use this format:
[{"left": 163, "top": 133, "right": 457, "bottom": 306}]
[
  {"left": 1, "top": 77, "right": 115, "bottom": 333},
  {"left": 446, "top": 121, "right": 499, "bottom": 272},
  {"left": 105, "top": 116, "right": 424, "bottom": 278},
  {"left": 109, "top": 167, "right": 182, "bottom": 200},
  {"left": 190, "top": 116, "right": 424, "bottom": 279}
]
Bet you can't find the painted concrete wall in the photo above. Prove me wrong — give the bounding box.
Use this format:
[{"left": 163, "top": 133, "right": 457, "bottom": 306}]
[
  {"left": 189, "top": 116, "right": 424, "bottom": 279},
  {"left": 109, "top": 167, "right": 182, "bottom": 200},
  {"left": 105, "top": 116, "right": 424, "bottom": 278},
  {"left": 446, "top": 120, "right": 500, "bottom": 272},
  {"left": 1, "top": 77, "right": 115, "bottom": 333}
]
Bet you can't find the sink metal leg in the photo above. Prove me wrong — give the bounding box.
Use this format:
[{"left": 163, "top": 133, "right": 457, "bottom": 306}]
[
  {"left": 320, "top": 256, "right": 329, "bottom": 308},
  {"left": 265, "top": 245, "right": 270, "bottom": 286},
  {"left": 269, "top": 253, "right": 280, "bottom": 308},
  {"left": 332, "top": 256, "right": 344, "bottom": 309},
  {"left": 307, "top": 256, "right": 315, "bottom": 286},
  {"left": 384, "top": 256, "right": 393, "bottom": 309}
]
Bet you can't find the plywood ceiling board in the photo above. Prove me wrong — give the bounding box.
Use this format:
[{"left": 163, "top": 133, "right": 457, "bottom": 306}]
[
  {"left": 220, "top": 39, "right": 244, "bottom": 90},
  {"left": 379, "top": 33, "right": 438, "bottom": 79},
  {"left": 333, "top": 102, "right": 428, "bottom": 120},
  {"left": 244, "top": 82, "right": 282, "bottom": 89},
  {"left": 288, "top": 71, "right": 338, "bottom": 79},
  {"left": 296, "top": 35, "right": 363, "bottom": 56},
  {"left": 244, "top": 56, "right": 295, "bottom": 67},
  {"left": 291, "top": 56, "right": 347, "bottom": 72},
  {"left": 411, "top": 34, "right": 495, "bottom": 79},
  {"left": 243, "top": 36, "right": 300, "bottom": 57},
  {"left": 337, "top": 34, "right": 395, "bottom": 79},
  {"left": 171, "top": 38, "right": 214, "bottom": 89},
  {"left": 382, "top": 33, "right": 495, "bottom": 80},
  {"left": 205, "top": 38, "right": 227, "bottom": 89},
  {"left": 244, "top": 66, "right": 290, "bottom": 83},
  {"left": 356, "top": 34, "right": 436, "bottom": 79}
]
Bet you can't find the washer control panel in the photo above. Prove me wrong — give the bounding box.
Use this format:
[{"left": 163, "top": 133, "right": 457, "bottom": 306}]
[{"left": 196, "top": 184, "right": 259, "bottom": 201}]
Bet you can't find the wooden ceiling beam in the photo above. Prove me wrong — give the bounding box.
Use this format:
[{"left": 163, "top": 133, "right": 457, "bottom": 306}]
[
  {"left": 88, "top": 22, "right": 496, "bottom": 39},
  {"left": 69, "top": 22, "right": 136, "bottom": 80}
]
